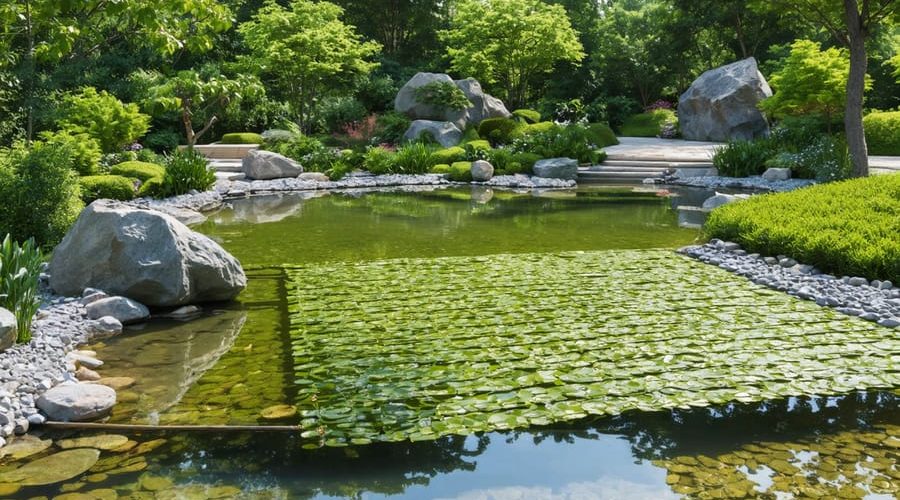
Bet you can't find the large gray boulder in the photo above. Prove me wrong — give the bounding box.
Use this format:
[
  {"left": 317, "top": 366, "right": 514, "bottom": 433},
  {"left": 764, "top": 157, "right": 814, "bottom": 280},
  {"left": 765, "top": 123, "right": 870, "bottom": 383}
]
[
  {"left": 403, "top": 120, "right": 463, "bottom": 148},
  {"left": 395, "top": 73, "right": 511, "bottom": 130},
  {"left": 36, "top": 383, "right": 116, "bottom": 422},
  {"left": 242, "top": 150, "right": 303, "bottom": 180},
  {"left": 533, "top": 158, "right": 579, "bottom": 181},
  {"left": 0, "top": 308, "right": 16, "bottom": 352},
  {"left": 49, "top": 201, "right": 246, "bottom": 307},
  {"left": 678, "top": 58, "right": 772, "bottom": 142}
]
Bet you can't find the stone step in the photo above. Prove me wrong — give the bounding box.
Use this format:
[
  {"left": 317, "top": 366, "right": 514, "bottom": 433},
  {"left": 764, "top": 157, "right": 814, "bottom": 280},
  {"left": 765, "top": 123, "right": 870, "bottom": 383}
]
[
  {"left": 588, "top": 166, "right": 670, "bottom": 174},
  {"left": 578, "top": 170, "right": 666, "bottom": 182},
  {"left": 601, "top": 159, "right": 714, "bottom": 169},
  {"left": 209, "top": 159, "right": 243, "bottom": 173},
  {"left": 605, "top": 153, "right": 716, "bottom": 163},
  {"left": 181, "top": 144, "right": 258, "bottom": 160}
]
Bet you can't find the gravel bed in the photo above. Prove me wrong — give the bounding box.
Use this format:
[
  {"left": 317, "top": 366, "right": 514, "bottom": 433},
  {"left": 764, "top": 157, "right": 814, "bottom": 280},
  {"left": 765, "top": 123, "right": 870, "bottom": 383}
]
[
  {"left": 665, "top": 175, "right": 815, "bottom": 192},
  {"left": 680, "top": 240, "right": 900, "bottom": 329}
]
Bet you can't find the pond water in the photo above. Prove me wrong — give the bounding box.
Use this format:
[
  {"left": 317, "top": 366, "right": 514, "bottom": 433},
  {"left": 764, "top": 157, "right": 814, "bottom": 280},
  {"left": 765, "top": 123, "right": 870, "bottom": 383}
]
[{"left": 1, "top": 187, "right": 898, "bottom": 499}]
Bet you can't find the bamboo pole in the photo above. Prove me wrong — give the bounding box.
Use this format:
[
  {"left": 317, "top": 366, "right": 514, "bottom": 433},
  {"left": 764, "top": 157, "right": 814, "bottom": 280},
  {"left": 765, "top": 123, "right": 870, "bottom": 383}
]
[{"left": 43, "top": 421, "right": 300, "bottom": 432}]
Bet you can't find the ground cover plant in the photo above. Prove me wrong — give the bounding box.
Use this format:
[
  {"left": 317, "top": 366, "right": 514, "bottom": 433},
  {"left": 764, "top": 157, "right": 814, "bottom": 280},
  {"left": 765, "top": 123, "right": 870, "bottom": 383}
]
[
  {"left": 286, "top": 249, "right": 897, "bottom": 446},
  {"left": 705, "top": 174, "right": 900, "bottom": 283}
]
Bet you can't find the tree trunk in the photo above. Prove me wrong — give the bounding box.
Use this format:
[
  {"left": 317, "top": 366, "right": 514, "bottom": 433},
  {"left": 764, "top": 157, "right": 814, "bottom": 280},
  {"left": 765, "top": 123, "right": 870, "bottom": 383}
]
[
  {"left": 843, "top": 0, "right": 869, "bottom": 177},
  {"left": 24, "top": 0, "right": 34, "bottom": 144}
]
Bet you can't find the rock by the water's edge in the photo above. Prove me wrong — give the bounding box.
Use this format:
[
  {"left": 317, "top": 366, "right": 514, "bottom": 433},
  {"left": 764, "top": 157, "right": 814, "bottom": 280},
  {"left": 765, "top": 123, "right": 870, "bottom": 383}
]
[
  {"left": 0, "top": 308, "right": 16, "bottom": 352},
  {"left": 242, "top": 150, "right": 303, "bottom": 180},
  {"left": 533, "top": 158, "right": 579, "bottom": 181},
  {"left": 36, "top": 383, "right": 116, "bottom": 422}
]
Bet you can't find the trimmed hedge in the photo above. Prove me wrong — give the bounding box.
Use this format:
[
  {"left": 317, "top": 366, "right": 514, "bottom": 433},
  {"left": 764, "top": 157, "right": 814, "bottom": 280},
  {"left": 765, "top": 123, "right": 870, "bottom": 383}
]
[
  {"left": 585, "top": 123, "right": 619, "bottom": 148},
  {"left": 620, "top": 109, "right": 677, "bottom": 137},
  {"left": 79, "top": 175, "right": 135, "bottom": 203},
  {"left": 110, "top": 161, "right": 165, "bottom": 181},
  {"left": 431, "top": 164, "right": 451, "bottom": 174},
  {"left": 138, "top": 177, "right": 164, "bottom": 198},
  {"left": 430, "top": 147, "right": 467, "bottom": 165},
  {"left": 512, "top": 109, "right": 541, "bottom": 124},
  {"left": 478, "top": 118, "right": 525, "bottom": 145},
  {"left": 221, "top": 132, "right": 264, "bottom": 144},
  {"left": 704, "top": 174, "right": 900, "bottom": 283},
  {"left": 863, "top": 111, "right": 900, "bottom": 156},
  {"left": 448, "top": 161, "right": 473, "bottom": 181},
  {"left": 521, "top": 122, "right": 557, "bottom": 136}
]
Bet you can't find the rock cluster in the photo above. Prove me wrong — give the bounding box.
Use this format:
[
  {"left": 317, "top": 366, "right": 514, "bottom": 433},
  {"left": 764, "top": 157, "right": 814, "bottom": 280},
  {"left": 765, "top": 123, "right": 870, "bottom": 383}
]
[
  {"left": 678, "top": 58, "right": 772, "bottom": 142},
  {"left": 403, "top": 120, "right": 463, "bottom": 147},
  {"left": 667, "top": 174, "right": 815, "bottom": 193},
  {"left": 533, "top": 158, "right": 580, "bottom": 181},
  {"left": 680, "top": 240, "right": 900, "bottom": 329}
]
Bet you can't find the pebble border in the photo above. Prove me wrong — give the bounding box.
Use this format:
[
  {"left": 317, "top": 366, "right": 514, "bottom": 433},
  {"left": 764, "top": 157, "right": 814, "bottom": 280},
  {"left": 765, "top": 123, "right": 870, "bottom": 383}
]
[{"left": 679, "top": 240, "right": 900, "bottom": 329}]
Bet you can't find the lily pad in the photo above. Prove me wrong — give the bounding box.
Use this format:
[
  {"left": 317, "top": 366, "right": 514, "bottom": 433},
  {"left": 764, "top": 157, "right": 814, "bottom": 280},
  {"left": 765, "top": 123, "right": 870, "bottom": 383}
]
[
  {"left": 0, "top": 435, "right": 52, "bottom": 460},
  {"left": 0, "top": 448, "right": 100, "bottom": 485},
  {"left": 260, "top": 404, "right": 297, "bottom": 420},
  {"left": 58, "top": 434, "right": 129, "bottom": 451}
]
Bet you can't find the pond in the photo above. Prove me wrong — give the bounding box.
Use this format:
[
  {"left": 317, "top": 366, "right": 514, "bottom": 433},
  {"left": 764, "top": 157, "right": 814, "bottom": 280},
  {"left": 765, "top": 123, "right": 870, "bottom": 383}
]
[{"left": 1, "top": 186, "right": 897, "bottom": 499}]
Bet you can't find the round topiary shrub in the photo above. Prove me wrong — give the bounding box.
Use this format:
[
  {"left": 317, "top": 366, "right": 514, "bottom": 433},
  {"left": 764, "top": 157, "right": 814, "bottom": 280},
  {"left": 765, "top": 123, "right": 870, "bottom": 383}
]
[
  {"left": 431, "top": 164, "right": 451, "bottom": 174},
  {"left": 79, "top": 175, "right": 136, "bottom": 203},
  {"left": 478, "top": 118, "right": 525, "bottom": 146},
  {"left": 138, "top": 177, "right": 164, "bottom": 198},
  {"left": 430, "top": 147, "right": 467, "bottom": 165},
  {"left": 220, "top": 133, "right": 264, "bottom": 144},
  {"left": 513, "top": 109, "right": 541, "bottom": 124},
  {"left": 863, "top": 111, "right": 900, "bottom": 156},
  {"left": 448, "top": 161, "right": 473, "bottom": 182},
  {"left": 110, "top": 161, "right": 165, "bottom": 181}
]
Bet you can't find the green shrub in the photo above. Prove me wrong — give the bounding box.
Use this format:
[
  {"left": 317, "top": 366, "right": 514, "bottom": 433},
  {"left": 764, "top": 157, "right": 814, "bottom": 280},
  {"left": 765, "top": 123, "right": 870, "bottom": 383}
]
[
  {"left": 712, "top": 140, "right": 775, "bottom": 177},
  {"left": 0, "top": 235, "right": 43, "bottom": 343},
  {"left": 448, "top": 161, "right": 473, "bottom": 182},
  {"left": 620, "top": 109, "right": 677, "bottom": 137},
  {"left": 521, "top": 122, "right": 558, "bottom": 136},
  {"left": 220, "top": 133, "right": 264, "bottom": 144},
  {"left": 263, "top": 134, "right": 340, "bottom": 171},
  {"left": 326, "top": 159, "right": 353, "bottom": 181},
  {"left": 511, "top": 152, "right": 542, "bottom": 170},
  {"left": 765, "top": 135, "right": 852, "bottom": 182},
  {"left": 393, "top": 143, "right": 434, "bottom": 174},
  {"left": 363, "top": 146, "right": 397, "bottom": 175},
  {"left": 79, "top": 175, "right": 136, "bottom": 203},
  {"left": 863, "top": 111, "right": 900, "bottom": 155},
  {"left": 585, "top": 123, "right": 619, "bottom": 148},
  {"left": 138, "top": 176, "right": 164, "bottom": 198},
  {"left": 511, "top": 124, "right": 602, "bottom": 164},
  {"left": 56, "top": 87, "right": 150, "bottom": 153},
  {"left": 161, "top": 149, "right": 216, "bottom": 197},
  {"left": 486, "top": 148, "right": 530, "bottom": 175},
  {"left": 704, "top": 174, "right": 900, "bottom": 283},
  {"left": 478, "top": 118, "right": 525, "bottom": 145},
  {"left": 319, "top": 97, "right": 368, "bottom": 133},
  {"left": 414, "top": 81, "right": 471, "bottom": 111},
  {"left": 143, "top": 129, "right": 182, "bottom": 152},
  {"left": 512, "top": 109, "right": 541, "bottom": 124},
  {"left": 431, "top": 164, "right": 451, "bottom": 174},
  {"left": 430, "top": 147, "right": 467, "bottom": 165},
  {"left": 461, "top": 125, "right": 481, "bottom": 143},
  {"left": 110, "top": 161, "right": 165, "bottom": 181},
  {"left": 38, "top": 130, "right": 102, "bottom": 176},
  {"left": 0, "top": 142, "right": 83, "bottom": 248},
  {"left": 376, "top": 112, "right": 412, "bottom": 144}
]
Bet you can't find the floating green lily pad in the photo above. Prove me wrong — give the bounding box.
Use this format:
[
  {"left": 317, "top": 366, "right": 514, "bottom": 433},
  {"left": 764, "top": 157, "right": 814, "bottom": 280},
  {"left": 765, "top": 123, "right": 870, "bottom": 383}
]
[
  {"left": 0, "top": 448, "right": 100, "bottom": 485},
  {"left": 0, "top": 435, "right": 52, "bottom": 460},
  {"left": 285, "top": 250, "right": 900, "bottom": 445},
  {"left": 58, "top": 434, "right": 129, "bottom": 451}
]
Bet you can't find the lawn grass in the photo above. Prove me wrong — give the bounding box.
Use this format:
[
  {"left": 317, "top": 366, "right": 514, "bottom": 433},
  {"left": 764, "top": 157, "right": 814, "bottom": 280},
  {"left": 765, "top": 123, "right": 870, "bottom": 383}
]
[{"left": 704, "top": 173, "right": 900, "bottom": 282}]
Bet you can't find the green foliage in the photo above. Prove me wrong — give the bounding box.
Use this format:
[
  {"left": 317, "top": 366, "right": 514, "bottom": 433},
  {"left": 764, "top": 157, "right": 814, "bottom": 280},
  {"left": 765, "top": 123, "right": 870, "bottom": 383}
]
[
  {"left": 220, "top": 133, "right": 264, "bottom": 144},
  {"left": 362, "top": 146, "right": 397, "bottom": 175},
  {"left": 160, "top": 149, "right": 215, "bottom": 197},
  {"left": 138, "top": 176, "right": 164, "bottom": 198},
  {"left": 0, "top": 142, "right": 83, "bottom": 248},
  {"left": 79, "top": 175, "right": 136, "bottom": 204},
  {"left": 767, "top": 136, "right": 852, "bottom": 182},
  {"left": 712, "top": 140, "right": 774, "bottom": 178},
  {"left": 319, "top": 97, "right": 368, "bottom": 133},
  {"left": 585, "top": 123, "right": 619, "bottom": 148},
  {"left": 486, "top": 148, "right": 529, "bottom": 175},
  {"left": 0, "top": 235, "right": 43, "bottom": 343},
  {"left": 448, "top": 161, "right": 473, "bottom": 181},
  {"left": 264, "top": 134, "right": 326, "bottom": 165},
  {"left": 110, "top": 161, "right": 165, "bottom": 181},
  {"left": 392, "top": 143, "right": 434, "bottom": 174},
  {"left": 511, "top": 123, "right": 602, "bottom": 164},
  {"left": 38, "top": 129, "right": 102, "bottom": 176},
  {"left": 705, "top": 175, "right": 900, "bottom": 282},
  {"left": 512, "top": 109, "right": 541, "bottom": 124},
  {"left": 511, "top": 152, "right": 542, "bottom": 170},
  {"left": 863, "top": 111, "right": 900, "bottom": 155},
  {"left": 143, "top": 130, "right": 182, "bottom": 153},
  {"left": 759, "top": 40, "right": 859, "bottom": 125},
  {"left": 375, "top": 112, "right": 411, "bottom": 144},
  {"left": 620, "top": 109, "right": 677, "bottom": 137},
  {"left": 56, "top": 87, "right": 151, "bottom": 154},
  {"left": 478, "top": 118, "right": 525, "bottom": 146},
  {"left": 239, "top": 0, "right": 382, "bottom": 132},
  {"left": 460, "top": 125, "right": 481, "bottom": 143},
  {"left": 441, "top": 0, "right": 585, "bottom": 107},
  {"left": 521, "top": 122, "right": 558, "bottom": 136},
  {"left": 430, "top": 147, "right": 467, "bottom": 165},
  {"left": 430, "top": 164, "right": 451, "bottom": 174},
  {"left": 414, "top": 82, "right": 472, "bottom": 111}
]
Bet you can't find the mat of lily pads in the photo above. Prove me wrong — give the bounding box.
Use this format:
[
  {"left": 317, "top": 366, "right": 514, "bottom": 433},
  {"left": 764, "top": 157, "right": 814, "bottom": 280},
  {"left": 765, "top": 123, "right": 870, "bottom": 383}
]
[{"left": 286, "top": 250, "right": 899, "bottom": 446}]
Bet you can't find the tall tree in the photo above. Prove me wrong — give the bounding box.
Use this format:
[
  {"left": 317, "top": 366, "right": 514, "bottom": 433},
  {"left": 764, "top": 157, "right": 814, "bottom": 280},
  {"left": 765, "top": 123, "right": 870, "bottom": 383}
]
[{"left": 753, "top": 0, "right": 899, "bottom": 177}]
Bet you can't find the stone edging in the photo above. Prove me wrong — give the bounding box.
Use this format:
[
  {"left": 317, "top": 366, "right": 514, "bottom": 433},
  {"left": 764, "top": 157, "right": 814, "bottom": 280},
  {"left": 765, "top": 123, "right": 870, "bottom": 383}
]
[{"left": 679, "top": 240, "right": 900, "bottom": 329}]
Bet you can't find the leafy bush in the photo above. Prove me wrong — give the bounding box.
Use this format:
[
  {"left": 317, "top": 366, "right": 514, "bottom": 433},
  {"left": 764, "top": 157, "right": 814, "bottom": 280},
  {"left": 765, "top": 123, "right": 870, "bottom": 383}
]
[
  {"left": 375, "top": 112, "right": 412, "bottom": 145},
  {"left": 521, "top": 122, "right": 557, "bottom": 136},
  {"left": 143, "top": 129, "right": 182, "bottom": 153},
  {"left": 712, "top": 140, "right": 774, "bottom": 178},
  {"left": 585, "top": 123, "right": 619, "bottom": 148},
  {"left": 356, "top": 74, "right": 398, "bottom": 113},
  {"left": 392, "top": 143, "right": 434, "bottom": 174},
  {"left": 704, "top": 174, "right": 900, "bottom": 283},
  {"left": 38, "top": 130, "right": 102, "bottom": 176},
  {"left": 448, "top": 161, "right": 473, "bottom": 181},
  {"left": 486, "top": 148, "right": 530, "bottom": 175},
  {"left": 110, "top": 161, "right": 165, "bottom": 181},
  {"left": 160, "top": 149, "right": 216, "bottom": 197},
  {"left": 138, "top": 176, "right": 164, "bottom": 198},
  {"left": 0, "top": 142, "right": 83, "bottom": 248},
  {"left": 460, "top": 125, "right": 481, "bottom": 143},
  {"left": 430, "top": 147, "right": 467, "bottom": 165},
  {"left": 263, "top": 134, "right": 339, "bottom": 171},
  {"left": 325, "top": 158, "right": 353, "bottom": 181},
  {"left": 220, "top": 133, "right": 264, "bottom": 144},
  {"left": 620, "top": 109, "right": 677, "bottom": 137},
  {"left": 766, "top": 136, "right": 852, "bottom": 182},
  {"left": 363, "top": 146, "right": 397, "bottom": 175},
  {"left": 511, "top": 152, "right": 542, "bottom": 170},
  {"left": 605, "top": 96, "right": 641, "bottom": 131},
  {"left": 863, "top": 111, "right": 900, "bottom": 155},
  {"left": 414, "top": 81, "right": 471, "bottom": 111},
  {"left": 512, "top": 109, "right": 541, "bottom": 124},
  {"left": 431, "top": 164, "right": 451, "bottom": 174},
  {"left": 79, "top": 175, "right": 136, "bottom": 203},
  {"left": 511, "top": 124, "right": 602, "bottom": 163},
  {"left": 56, "top": 87, "right": 151, "bottom": 153},
  {"left": 0, "top": 235, "right": 43, "bottom": 343},
  {"left": 319, "top": 97, "right": 368, "bottom": 133},
  {"left": 478, "top": 118, "right": 525, "bottom": 145}
]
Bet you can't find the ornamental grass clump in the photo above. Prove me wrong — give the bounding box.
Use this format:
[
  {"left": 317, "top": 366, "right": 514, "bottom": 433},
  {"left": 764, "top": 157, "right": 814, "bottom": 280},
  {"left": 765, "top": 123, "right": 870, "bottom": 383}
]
[
  {"left": 161, "top": 148, "right": 216, "bottom": 197},
  {"left": 0, "top": 235, "right": 43, "bottom": 343},
  {"left": 704, "top": 174, "right": 900, "bottom": 283}
]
